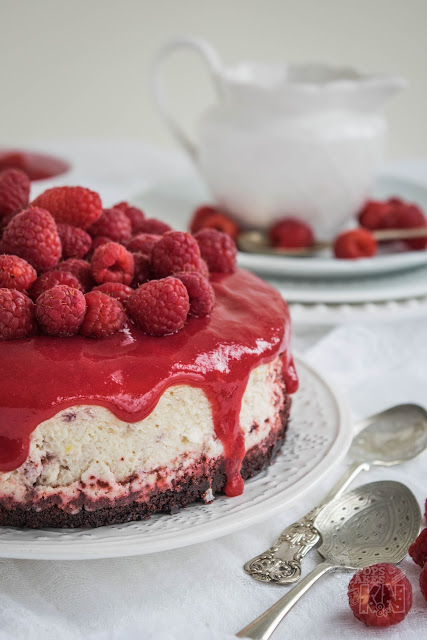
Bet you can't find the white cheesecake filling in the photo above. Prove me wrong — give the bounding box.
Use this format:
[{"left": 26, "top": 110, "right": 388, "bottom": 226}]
[{"left": 0, "top": 357, "right": 285, "bottom": 511}]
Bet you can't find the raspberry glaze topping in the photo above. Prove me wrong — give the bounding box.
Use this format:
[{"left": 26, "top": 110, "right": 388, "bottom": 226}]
[{"left": 0, "top": 269, "right": 298, "bottom": 497}]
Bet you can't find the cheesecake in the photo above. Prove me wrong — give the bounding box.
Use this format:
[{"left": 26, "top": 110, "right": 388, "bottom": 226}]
[{"left": 0, "top": 269, "right": 297, "bottom": 528}]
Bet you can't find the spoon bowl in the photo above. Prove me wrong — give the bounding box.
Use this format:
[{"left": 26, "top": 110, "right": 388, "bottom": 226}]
[
  {"left": 350, "top": 403, "right": 427, "bottom": 466},
  {"left": 316, "top": 480, "right": 421, "bottom": 568}
]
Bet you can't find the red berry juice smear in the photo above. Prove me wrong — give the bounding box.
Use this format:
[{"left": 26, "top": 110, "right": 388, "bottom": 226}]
[{"left": 0, "top": 149, "right": 70, "bottom": 181}]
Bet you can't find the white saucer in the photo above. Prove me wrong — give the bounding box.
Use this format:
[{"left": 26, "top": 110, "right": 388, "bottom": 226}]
[
  {"left": 134, "top": 173, "right": 427, "bottom": 279},
  {"left": 266, "top": 263, "right": 427, "bottom": 303},
  {"left": 0, "top": 357, "right": 351, "bottom": 560}
]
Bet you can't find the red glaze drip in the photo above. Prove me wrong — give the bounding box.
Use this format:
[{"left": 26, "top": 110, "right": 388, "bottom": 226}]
[
  {"left": 0, "top": 149, "right": 70, "bottom": 181},
  {"left": 0, "top": 270, "right": 298, "bottom": 496}
]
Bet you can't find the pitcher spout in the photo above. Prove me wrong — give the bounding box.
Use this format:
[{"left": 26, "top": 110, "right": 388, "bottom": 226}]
[{"left": 359, "top": 74, "right": 408, "bottom": 112}]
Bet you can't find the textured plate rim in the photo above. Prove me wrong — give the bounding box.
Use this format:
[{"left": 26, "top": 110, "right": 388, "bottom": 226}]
[
  {"left": 0, "top": 356, "right": 352, "bottom": 560},
  {"left": 289, "top": 296, "right": 427, "bottom": 325}
]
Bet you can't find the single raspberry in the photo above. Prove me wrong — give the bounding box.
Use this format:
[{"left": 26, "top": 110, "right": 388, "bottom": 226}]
[
  {"left": 151, "top": 231, "right": 202, "bottom": 278},
  {"left": 408, "top": 528, "right": 427, "bottom": 567},
  {"left": 2, "top": 207, "right": 62, "bottom": 272},
  {"left": 114, "top": 201, "right": 146, "bottom": 233},
  {"left": 198, "top": 259, "right": 210, "bottom": 279},
  {"left": 91, "top": 236, "right": 111, "bottom": 253},
  {"left": 91, "top": 242, "right": 134, "bottom": 286},
  {"left": 190, "top": 205, "right": 240, "bottom": 239},
  {"left": 127, "top": 233, "right": 161, "bottom": 255},
  {"left": 29, "top": 269, "right": 83, "bottom": 301},
  {"left": 92, "top": 282, "right": 133, "bottom": 304},
  {"left": 334, "top": 229, "right": 377, "bottom": 259},
  {"left": 387, "top": 203, "right": 427, "bottom": 250},
  {"left": 0, "top": 212, "right": 18, "bottom": 235},
  {"left": 420, "top": 564, "right": 427, "bottom": 602},
  {"left": 135, "top": 218, "right": 171, "bottom": 235},
  {"left": 131, "top": 252, "right": 151, "bottom": 287},
  {"left": 80, "top": 290, "right": 126, "bottom": 338},
  {"left": 88, "top": 207, "right": 132, "bottom": 244},
  {"left": 127, "top": 277, "right": 189, "bottom": 336},
  {"left": 0, "top": 288, "right": 36, "bottom": 339},
  {"left": 384, "top": 202, "right": 425, "bottom": 227},
  {"left": 190, "top": 205, "right": 214, "bottom": 231},
  {"left": 0, "top": 169, "right": 30, "bottom": 217},
  {"left": 359, "top": 199, "right": 427, "bottom": 249},
  {"left": 56, "top": 259, "right": 94, "bottom": 292},
  {"left": 57, "top": 223, "right": 92, "bottom": 259},
  {"left": 174, "top": 271, "right": 215, "bottom": 317},
  {"left": 194, "top": 229, "right": 237, "bottom": 273},
  {"left": 35, "top": 285, "right": 86, "bottom": 337},
  {"left": 269, "top": 217, "right": 314, "bottom": 249},
  {"left": 358, "top": 200, "right": 392, "bottom": 230},
  {"left": 0, "top": 255, "right": 37, "bottom": 291},
  {"left": 32, "top": 186, "right": 102, "bottom": 229},
  {"left": 348, "top": 563, "right": 412, "bottom": 627}
]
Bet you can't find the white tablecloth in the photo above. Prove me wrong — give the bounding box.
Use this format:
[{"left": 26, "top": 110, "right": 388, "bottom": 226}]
[{"left": 1, "top": 141, "right": 426, "bottom": 639}]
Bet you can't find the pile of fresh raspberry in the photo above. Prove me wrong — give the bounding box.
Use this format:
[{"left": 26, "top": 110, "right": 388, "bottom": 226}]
[{"left": 0, "top": 181, "right": 234, "bottom": 339}]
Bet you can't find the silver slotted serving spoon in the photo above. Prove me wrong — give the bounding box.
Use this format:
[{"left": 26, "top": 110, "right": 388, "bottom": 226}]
[
  {"left": 244, "top": 403, "right": 427, "bottom": 585},
  {"left": 237, "top": 480, "right": 421, "bottom": 640}
]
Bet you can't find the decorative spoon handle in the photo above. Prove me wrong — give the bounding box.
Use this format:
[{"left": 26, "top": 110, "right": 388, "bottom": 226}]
[
  {"left": 236, "top": 562, "right": 334, "bottom": 639},
  {"left": 243, "top": 461, "right": 368, "bottom": 584}
]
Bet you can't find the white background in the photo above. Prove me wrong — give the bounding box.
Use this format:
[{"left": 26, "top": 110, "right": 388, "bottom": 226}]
[{"left": 1, "top": 0, "right": 427, "bottom": 159}]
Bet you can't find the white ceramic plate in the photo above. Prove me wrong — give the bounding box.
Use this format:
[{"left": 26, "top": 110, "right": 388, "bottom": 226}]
[
  {"left": 266, "top": 264, "right": 427, "bottom": 303},
  {"left": 0, "top": 357, "right": 351, "bottom": 560},
  {"left": 134, "top": 173, "right": 427, "bottom": 279}
]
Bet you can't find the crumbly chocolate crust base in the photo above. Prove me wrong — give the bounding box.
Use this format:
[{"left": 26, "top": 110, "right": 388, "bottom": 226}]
[{"left": 0, "top": 399, "right": 291, "bottom": 529}]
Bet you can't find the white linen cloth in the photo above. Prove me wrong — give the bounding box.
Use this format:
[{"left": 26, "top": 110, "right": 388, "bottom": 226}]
[{"left": 0, "top": 141, "right": 426, "bottom": 639}]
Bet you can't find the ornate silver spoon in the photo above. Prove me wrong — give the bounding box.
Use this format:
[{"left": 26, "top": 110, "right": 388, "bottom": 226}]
[
  {"left": 244, "top": 403, "right": 427, "bottom": 585},
  {"left": 237, "top": 480, "right": 421, "bottom": 640}
]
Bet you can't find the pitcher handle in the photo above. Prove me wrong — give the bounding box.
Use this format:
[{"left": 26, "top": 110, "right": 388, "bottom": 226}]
[{"left": 152, "top": 36, "right": 224, "bottom": 163}]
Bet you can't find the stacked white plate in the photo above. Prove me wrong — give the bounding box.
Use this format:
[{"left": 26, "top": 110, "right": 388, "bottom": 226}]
[{"left": 135, "top": 173, "right": 427, "bottom": 325}]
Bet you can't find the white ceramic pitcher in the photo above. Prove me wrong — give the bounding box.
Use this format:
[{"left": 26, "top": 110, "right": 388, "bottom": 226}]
[{"left": 152, "top": 37, "right": 406, "bottom": 239}]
